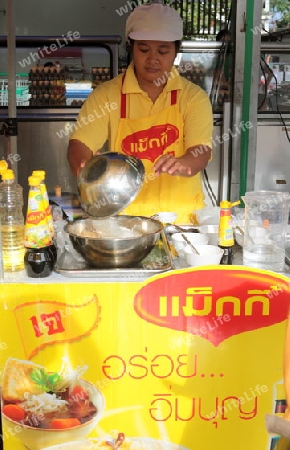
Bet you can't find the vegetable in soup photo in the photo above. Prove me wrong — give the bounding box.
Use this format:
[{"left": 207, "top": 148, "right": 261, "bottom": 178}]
[{"left": 0, "top": 357, "right": 105, "bottom": 450}]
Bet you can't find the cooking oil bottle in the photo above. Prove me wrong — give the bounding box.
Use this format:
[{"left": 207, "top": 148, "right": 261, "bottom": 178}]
[{"left": 0, "top": 168, "right": 25, "bottom": 272}]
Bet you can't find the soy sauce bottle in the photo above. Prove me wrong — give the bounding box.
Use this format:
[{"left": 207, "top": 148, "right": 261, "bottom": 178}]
[
  {"left": 32, "top": 170, "right": 57, "bottom": 264},
  {"left": 218, "top": 200, "right": 240, "bottom": 265},
  {"left": 24, "top": 176, "right": 54, "bottom": 278}
]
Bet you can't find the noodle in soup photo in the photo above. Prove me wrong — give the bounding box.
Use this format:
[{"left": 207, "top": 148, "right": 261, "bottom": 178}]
[{"left": 0, "top": 357, "right": 105, "bottom": 450}]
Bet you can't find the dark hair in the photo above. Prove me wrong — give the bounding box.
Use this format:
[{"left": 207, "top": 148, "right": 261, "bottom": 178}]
[
  {"left": 175, "top": 40, "right": 181, "bottom": 53},
  {"left": 44, "top": 62, "right": 55, "bottom": 67},
  {"left": 216, "top": 29, "right": 231, "bottom": 42}
]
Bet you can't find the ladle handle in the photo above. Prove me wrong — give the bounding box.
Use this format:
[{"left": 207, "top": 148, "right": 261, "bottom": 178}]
[
  {"left": 168, "top": 223, "right": 200, "bottom": 255},
  {"left": 180, "top": 233, "right": 200, "bottom": 255}
]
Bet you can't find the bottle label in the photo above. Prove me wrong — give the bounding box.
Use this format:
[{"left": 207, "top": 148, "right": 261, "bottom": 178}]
[
  {"left": 218, "top": 210, "right": 234, "bottom": 247},
  {"left": 24, "top": 186, "right": 52, "bottom": 248},
  {"left": 24, "top": 225, "right": 52, "bottom": 248},
  {"left": 220, "top": 209, "right": 231, "bottom": 217},
  {"left": 26, "top": 211, "right": 46, "bottom": 225},
  {"left": 40, "top": 182, "right": 55, "bottom": 239}
]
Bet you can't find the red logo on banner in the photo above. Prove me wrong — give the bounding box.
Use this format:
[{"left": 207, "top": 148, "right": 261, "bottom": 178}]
[
  {"left": 134, "top": 268, "right": 290, "bottom": 346},
  {"left": 121, "top": 124, "right": 179, "bottom": 162}
]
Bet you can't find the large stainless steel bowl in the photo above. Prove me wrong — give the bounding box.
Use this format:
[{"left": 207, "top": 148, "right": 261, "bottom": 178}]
[
  {"left": 77, "top": 152, "right": 145, "bottom": 218},
  {"left": 65, "top": 215, "right": 163, "bottom": 268}
]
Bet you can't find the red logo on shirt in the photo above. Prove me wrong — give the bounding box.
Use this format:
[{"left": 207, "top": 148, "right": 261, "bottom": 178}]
[{"left": 121, "top": 124, "right": 179, "bottom": 162}]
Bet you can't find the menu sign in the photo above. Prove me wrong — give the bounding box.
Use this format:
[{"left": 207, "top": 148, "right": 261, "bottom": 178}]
[{"left": 0, "top": 266, "right": 289, "bottom": 450}]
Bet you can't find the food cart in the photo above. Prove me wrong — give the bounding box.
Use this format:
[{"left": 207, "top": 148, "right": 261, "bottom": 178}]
[
  {"left": 1, "top": 1, "right": 290, "bottom": 449},
  {"left": 1, "top": 258, "right": 290, "bottom": 450}
]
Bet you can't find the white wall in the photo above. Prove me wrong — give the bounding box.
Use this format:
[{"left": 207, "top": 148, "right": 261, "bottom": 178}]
[{"left": 0, "top": 0, "right": 134, "bottom": 56}]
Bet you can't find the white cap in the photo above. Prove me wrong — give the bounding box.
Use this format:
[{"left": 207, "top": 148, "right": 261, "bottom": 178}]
[{"left": 125, "top": 3, "right": 183, "bottom": 42}]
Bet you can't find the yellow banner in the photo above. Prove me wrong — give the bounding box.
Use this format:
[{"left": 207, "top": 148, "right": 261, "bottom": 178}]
[
  {"left": 0, "top": 267, "right": 289, "bottom": 450},
  {"left": 14, "top": 294, "right": 101, "bottom": 359}
]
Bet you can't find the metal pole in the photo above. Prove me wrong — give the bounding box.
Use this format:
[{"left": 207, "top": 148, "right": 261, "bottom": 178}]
[
  {"left": 6, "top": 0, "right": 18, "bottom": 180},
  {"left": 219, "top": 101, "right": 231, "bottom": 202},
  {"left": 239, "top": 0, "right": 263, "bottom": 197}
]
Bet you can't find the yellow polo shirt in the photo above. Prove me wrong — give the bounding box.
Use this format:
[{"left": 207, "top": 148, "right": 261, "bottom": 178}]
[{"left": 70, "top": 63, "right": 213, "bottom": 154}]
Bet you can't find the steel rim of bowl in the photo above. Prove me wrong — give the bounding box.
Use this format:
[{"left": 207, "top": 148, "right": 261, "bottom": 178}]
[
  {"left": 77, "top": 153, "right": 145, "bottom": 219},
  {"left": 65, "top": 216, "right": 163, "bottom": 240},
  {"left": 64, "top": 216, "right": 163, "bottom": 268}
]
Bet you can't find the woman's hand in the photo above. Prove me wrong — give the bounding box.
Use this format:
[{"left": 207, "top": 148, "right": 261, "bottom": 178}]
[
  {"left": 153, "top": 154, "right": 192, "bottom": 177},
  {"left": 67, "top": 139, "right": 95, "bottom": 177},
  {"left": 153, "top": 145, "right": 212, "bottom": 178}
]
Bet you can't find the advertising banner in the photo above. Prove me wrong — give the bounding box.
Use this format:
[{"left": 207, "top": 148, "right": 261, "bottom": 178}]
[{"left": 0, "top": 266, "right": 290, "bottom": 450}]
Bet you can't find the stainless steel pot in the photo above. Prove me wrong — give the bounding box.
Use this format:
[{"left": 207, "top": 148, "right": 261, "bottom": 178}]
[
  {"left": 77, "top": 153, "right": 145, "bottom": 218},
  {"left": 65, "top": 215, "right": 163, "bottom": 268}
]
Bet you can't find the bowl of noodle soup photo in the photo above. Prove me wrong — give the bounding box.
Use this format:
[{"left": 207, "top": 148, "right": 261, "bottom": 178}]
[
  {"left": 1, "top": 358, "right": 105, "bottom": 450},
  {"left": 42, "top": 435, "right": 190, "bottom": 450}
]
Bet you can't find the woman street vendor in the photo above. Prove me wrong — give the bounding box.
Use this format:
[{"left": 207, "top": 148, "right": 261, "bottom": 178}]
[{"left": 67, "top": 2, "right": 213, "bottom": 223}]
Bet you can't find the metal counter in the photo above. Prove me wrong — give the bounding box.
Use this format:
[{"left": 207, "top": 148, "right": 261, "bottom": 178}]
[{"left": 3, "top": 242, "right": 290, "bottom": 285}]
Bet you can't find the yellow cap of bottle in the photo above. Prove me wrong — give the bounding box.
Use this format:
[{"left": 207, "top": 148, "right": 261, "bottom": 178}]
[
  {"left": 2, "top": 169, "right": 15, "bottom": 181},
  {"left": 28, "top": 175, "right": 42, "bottom": 187},
  {"left": 32, "top": 170, "right": 46, "bottom": 181},
  {"left": 0, "top": 160, "right": 8, "bottom": 175},
  {"left": 220, "top": 200, "right": 241, "bottom": 209}
]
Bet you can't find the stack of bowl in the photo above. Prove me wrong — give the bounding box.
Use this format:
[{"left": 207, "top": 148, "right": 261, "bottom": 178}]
[{"left": 170, "top": 229, "right": 223, "bottom": 267}]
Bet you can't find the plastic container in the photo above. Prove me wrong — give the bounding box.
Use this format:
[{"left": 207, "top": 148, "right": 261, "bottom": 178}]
[
  {"left": 243, "top": 190, "right": 290, "bottom": 272},
  {"left": 0, "top": 169, "right": 25, "bottom": 272},
  {"left": 24, "top": 176, "right": 54, "bottom": 278},
  {"left": 195, "top": 206, "right": 220, "bottom": 225},
  {"left": 0, "top": 160, "right": 8, "bottom": 278}
]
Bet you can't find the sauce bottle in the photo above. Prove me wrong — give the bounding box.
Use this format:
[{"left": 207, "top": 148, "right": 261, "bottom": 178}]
[
  {"left": 24, "top": 176, "right": 54, "bottom": 278},
  {"left": 32, "top": 170, "right": 57, "bottom": 264},
  {"left": 218, "top": 200, "right": 240, "bottom": 265}
]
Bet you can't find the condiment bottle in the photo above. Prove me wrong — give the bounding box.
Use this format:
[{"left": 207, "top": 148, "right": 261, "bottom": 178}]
[
  {"left": 218, "top": 200, "right": 240, "bottom": 265},
  {"left": 32, "top": 170, "right": 57, "bottom": 264},
  {"left": 0, "top": 168, "right": 25, "bottom": 272},
  {"left": 24, "top": 176, "right": 54, "bottom": 278},
  {"left": 269, "top": 383, "right": 287, "bottom": 450}
]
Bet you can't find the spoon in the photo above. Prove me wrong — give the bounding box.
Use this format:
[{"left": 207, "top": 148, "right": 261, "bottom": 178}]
[
  {"left": 106, "top": 433, "right": 125, "bottom": 449},
  {"left": 235, "top": 225, "right": 244, "bottom": 236}
]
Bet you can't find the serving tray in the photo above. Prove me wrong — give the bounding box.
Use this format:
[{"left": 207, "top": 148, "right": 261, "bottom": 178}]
[{"left": 54, "top": 230, "right": 174, "bottom": 281}]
